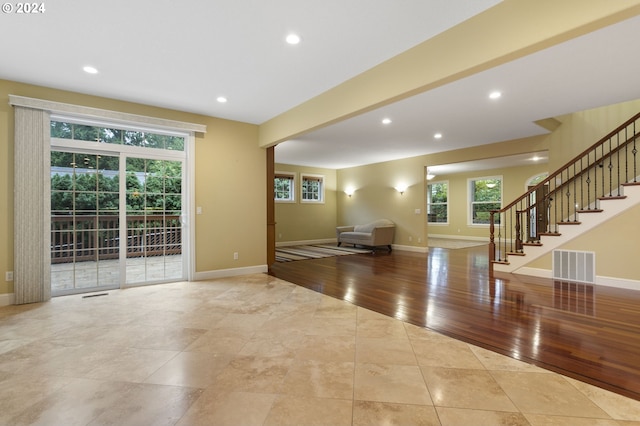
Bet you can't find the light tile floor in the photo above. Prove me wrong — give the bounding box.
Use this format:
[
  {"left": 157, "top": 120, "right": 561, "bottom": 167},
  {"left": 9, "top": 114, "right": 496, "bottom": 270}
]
[{"left": 1, "top": 273, "right": 639, "bottom": 425}]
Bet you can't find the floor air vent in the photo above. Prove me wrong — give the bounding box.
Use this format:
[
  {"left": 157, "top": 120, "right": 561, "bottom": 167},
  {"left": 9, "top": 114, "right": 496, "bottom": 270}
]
[{"left": 552, "top": 250, "right": 596, "bottom": 284}]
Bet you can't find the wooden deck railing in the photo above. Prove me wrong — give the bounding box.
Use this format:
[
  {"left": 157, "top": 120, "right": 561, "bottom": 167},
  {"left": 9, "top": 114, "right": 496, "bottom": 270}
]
[
  {"left": 489, "top": 111, "right": 640, "bottom": 271},
  {"left": 51, "top": 214, "right": 182, "bottom": 264}
]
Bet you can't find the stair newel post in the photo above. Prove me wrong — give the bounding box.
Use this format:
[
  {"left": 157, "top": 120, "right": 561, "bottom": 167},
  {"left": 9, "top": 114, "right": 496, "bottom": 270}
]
[
  {"left": 633, "top": 120, "right": 638, "bottom": 183},
  {"left": 564, "top": 167, "right": 571, "bottom": 222},
  {"left": 624, "top": 126, "right": 629, "bottom": 184},
  {"left": 516, "top": 210, "right": 523, "bottom": 253},
  {"left": 489, "top": 210, "right": 496, "bottom": 277},
  {"left": 594, "top": 145, "right": 600, "bottom": 202},
  {"left": 526, "top": 190, "right": 532, "bottom": 243},
  {"left": 601, "top": 143, "right": 607, "bottom": 198},
  {"left": 616, "top": 132, "right": 621, "bottom": 196},
  {"left": 551, "top": 177, "right": 558, "bottom": 233},
  {"left": 586, "top": 151, "right": 592, "bottom": 211},
  {"left": 571, "top": 163, "right": 578, "bottom": 218},
  {"left": 560, "top": 169, "right": 565, "bottom": 223},
  {"left": 548, "top": 177, "right": 555, "bottom": 234}
]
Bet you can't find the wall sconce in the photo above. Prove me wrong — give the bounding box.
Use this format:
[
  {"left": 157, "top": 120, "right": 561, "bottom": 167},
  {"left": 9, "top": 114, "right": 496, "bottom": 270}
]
[
  {"left": 394, "top": 184, "right": 408, "bottom": 195},
  {"left": 344, "top": 188, "right": 355, "bottom": 197}
]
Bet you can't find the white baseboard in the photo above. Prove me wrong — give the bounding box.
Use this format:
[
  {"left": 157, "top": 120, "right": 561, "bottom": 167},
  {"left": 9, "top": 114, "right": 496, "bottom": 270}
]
[
  {"left": 595, "top": 275, "right": 640, "bottom": 291},
  {"left": 193, "top": 265, "right": 268, "bottom": 281},
  {"left": 276, "top": 238, "right": 337, "bottom": 247},
  {"left": 393, "top": 244, "right": 429, "bottom": 253},
  {"left": 0, "top": 293, "right": 15, "bottom": 306},
  {"left": 512, "top": 267, "right": 640, "bottom": 291},
  {"left": 428, "top": 234, "right": 489, "bottom": 242}
]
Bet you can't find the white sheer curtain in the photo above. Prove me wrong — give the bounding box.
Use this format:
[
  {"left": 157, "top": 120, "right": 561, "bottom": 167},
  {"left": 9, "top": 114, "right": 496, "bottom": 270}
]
[{"left": 13, "top": 106, "right": 51, "bottom": 304}]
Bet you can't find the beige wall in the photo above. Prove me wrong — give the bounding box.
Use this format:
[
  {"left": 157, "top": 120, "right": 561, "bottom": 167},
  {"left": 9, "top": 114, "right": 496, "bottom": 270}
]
[
  {"left": 0, "top": 85, "right": 12, "bottom": 296},
  {"left": 548, "top": 99, "right": 640, "bottom": 171},
  {"left": 0, "top": 79, "right": 266, "bottom": 296},
  {"left": 194, "top": 119, "right": 265, "bottom": 271},
  {"left": 274, "top": 164, "right": 337, "bottom": 243},
  {"left": 337, "top": 156, "right": 428, "bottom": 249}
]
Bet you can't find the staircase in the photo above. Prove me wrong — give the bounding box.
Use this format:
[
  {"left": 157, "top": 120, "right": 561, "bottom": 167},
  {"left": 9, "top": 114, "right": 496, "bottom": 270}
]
[{"left": 489, "top": 112, "right": 640, "bottom": 276}]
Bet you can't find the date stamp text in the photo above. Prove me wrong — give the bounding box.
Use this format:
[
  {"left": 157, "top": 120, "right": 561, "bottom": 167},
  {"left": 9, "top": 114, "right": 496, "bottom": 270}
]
[{"left": 2, "top": 3, "right": 46, "bottom": 14}]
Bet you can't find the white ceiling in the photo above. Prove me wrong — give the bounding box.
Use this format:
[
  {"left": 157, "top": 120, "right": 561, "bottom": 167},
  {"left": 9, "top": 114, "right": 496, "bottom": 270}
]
[
  {"left": 0, "top": 0, "right": 499, "bottom": 123},
  {"left": 2, "top": 1, "right": 640, "bottom": 173},
  {"left": 277, "top": 13, "right": 640, "bottom": 171}
]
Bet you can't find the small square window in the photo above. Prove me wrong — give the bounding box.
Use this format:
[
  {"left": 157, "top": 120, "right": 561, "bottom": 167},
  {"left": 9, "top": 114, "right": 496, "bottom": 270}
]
[
  {"left": 275, "top": 172, "right": 295, "bottom": 202},
  {"left": 301, "top": 174, "right": 324, "bottom": 203}
]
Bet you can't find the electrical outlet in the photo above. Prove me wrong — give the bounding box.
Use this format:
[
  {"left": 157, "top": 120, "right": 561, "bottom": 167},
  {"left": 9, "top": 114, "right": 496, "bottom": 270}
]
[
  {"left": 408, "top": 236, "right": 412, "bottom": 242},
  {"left": 6, "top": 271, "right": 13, "bottom": 282},
  {"left": 233, "top": 252, "right": 239, "bottom": 260}
]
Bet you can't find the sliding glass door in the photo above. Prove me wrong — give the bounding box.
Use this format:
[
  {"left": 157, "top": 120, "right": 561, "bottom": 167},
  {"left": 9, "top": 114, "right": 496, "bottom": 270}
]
[
  {"left": 125, "top": 157, "right": 184, "bottom": 285},
  {"left": 51, "top": 152, "right": 121, "bottom": 294},
  {"left": 50, "top": 119, "right": 188, "bottom": 296}
]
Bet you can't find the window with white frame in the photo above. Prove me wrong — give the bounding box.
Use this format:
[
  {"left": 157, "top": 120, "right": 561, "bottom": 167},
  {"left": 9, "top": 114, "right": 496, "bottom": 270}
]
[
  {"left": 469, "top": 176, "right": 502, "bottom": 225},
  {"left": 301, "top": 174, "right": 324, "bottom": 203},
  {"left": 427, "top": 181, "right": 448, "bottom": 223},
  {"left": 274, "top": 172, "right": 295, "bottom": 202}
]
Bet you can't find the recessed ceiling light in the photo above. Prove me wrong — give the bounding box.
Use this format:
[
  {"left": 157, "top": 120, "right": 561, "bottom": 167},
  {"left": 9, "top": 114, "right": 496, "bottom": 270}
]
[
  {"left": 382, "top": 118, "right": 392, "bottom": 125},
  {"left": 83, "top": 66, "right": 98, "bottom": 74},
  {"left": 285, "top": 33, "right": 301, "bottom": 45},
  {"left": 434, "top": 133, "right": 443, "bottom": 139},
  {"left": 489, "top": 91, "right": 502, "bottom": 99},
  {"left": 216, "top": 96, "right": 227, "bottom": 103}
]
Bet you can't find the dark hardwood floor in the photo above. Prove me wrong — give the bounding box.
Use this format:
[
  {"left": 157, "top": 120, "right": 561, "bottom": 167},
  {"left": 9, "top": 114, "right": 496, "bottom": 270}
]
[{"left": 269, "top": 245, "right": 640, "bottom": 401}]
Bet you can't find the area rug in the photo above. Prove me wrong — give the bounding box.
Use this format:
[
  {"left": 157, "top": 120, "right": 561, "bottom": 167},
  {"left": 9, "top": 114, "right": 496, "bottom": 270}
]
[
  {"left": 275, "top": 244, "right": 371, "bottom": 262},
  {"left": 428, "top": 238, "right": 488, "bottom": 249}
]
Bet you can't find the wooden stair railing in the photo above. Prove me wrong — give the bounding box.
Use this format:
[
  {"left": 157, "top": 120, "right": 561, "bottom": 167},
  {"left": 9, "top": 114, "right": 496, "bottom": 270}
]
[{"left": 489, "top": 112, "right": 640, "bottom": 274}]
